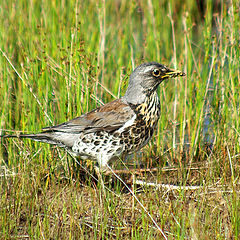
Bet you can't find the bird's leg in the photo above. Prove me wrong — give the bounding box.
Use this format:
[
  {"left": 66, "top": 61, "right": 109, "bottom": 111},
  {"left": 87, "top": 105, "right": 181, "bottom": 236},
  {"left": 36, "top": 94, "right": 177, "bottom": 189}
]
[{"left": 94, "top": 164, "right": 108, "bottom": 196}]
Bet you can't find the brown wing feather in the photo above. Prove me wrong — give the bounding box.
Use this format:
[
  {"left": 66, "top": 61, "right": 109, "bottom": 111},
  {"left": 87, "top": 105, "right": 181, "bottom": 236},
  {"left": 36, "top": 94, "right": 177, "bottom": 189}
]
[{"left": 42, "top": 99, "right": 135, "bottom": 133}]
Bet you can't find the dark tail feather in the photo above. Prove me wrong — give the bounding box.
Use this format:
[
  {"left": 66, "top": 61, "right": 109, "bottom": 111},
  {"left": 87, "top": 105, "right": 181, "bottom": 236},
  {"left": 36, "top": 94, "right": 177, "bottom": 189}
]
[
  {"left": 1, "top": 132, "right": 76, "bottom": 148},
  {"left": 1, "top": 133, "right": 60, "bottom": 146}
]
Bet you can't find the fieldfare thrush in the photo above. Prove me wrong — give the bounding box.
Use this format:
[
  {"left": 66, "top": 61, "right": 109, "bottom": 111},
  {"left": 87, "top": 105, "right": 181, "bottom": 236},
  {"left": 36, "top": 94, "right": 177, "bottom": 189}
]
[{"left": 2, "top": 62, "right": 185, "bottom": 171}]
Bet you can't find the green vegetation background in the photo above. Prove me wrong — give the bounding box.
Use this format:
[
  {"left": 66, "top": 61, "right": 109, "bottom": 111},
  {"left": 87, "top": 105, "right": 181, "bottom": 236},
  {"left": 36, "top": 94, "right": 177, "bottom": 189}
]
[{"left": 0, "top": 0, "right": 239, "bottom": 239}]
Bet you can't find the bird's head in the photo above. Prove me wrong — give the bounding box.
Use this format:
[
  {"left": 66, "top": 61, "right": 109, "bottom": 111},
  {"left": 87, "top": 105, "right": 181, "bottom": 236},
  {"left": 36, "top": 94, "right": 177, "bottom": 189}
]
[{"left": 124, "top": 62, "right": 185, "bottom": 104}]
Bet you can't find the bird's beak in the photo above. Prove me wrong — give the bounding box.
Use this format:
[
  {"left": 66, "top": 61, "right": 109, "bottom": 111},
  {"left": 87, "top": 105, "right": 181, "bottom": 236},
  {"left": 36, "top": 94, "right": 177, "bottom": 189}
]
[{"left": 162, "top": 68, "right": 185, "bottom": 79}]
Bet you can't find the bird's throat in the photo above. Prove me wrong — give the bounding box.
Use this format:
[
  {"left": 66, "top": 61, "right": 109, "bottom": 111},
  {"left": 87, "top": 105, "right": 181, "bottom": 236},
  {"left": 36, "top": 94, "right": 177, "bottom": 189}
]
[{"left": 132, "top": 92, "right": 161, "bottom": 126}]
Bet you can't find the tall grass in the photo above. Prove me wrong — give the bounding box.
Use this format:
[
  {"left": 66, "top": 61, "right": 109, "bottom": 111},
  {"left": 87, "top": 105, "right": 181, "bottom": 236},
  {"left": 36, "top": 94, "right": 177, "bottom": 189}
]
[{"left": 0, "top": 0, "right": 240, "bottom": 239}]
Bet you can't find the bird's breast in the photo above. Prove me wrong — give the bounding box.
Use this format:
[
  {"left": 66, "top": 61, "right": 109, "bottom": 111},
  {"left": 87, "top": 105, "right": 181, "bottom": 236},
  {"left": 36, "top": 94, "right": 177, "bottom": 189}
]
[
  {"left": 121, "top": 92, "right": 161, "bottom": 153},
  {"left": 134, "top": 92, "right": 161, "bottom": 127}
]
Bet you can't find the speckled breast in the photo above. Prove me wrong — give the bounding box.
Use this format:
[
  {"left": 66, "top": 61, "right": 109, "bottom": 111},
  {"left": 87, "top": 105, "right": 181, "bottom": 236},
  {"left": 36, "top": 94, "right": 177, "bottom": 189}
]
[{"left": 121, "top": 92, "right": 161, "bottom": 153}]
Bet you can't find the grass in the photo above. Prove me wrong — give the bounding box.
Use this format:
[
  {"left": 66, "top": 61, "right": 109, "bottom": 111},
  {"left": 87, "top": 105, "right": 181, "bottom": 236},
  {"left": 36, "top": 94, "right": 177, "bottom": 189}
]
[{"left": 0, "top": 0, "right": 240, "bottom": 239}]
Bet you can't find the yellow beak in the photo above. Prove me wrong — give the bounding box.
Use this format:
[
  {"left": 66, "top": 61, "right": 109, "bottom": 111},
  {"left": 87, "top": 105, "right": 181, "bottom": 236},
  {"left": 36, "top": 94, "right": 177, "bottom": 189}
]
[{"left": 162, "top": 69, "right": 185, "bottom": 79}]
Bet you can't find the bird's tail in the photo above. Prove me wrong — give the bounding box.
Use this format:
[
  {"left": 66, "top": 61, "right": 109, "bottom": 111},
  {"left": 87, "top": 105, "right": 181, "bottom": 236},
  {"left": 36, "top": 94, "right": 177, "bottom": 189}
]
[
  {"left": 1, "top": 132, "right": 61, "bottom": 146},
  {"left": 1, "top": 131, "right": 77, "bottom": 148}
]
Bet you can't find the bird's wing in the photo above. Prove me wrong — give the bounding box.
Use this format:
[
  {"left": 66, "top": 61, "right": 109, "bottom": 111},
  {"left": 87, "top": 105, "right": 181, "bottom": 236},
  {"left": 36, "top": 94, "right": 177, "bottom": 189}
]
[{"left": 42, "top": 99, "right": 135, "bottom": 134}]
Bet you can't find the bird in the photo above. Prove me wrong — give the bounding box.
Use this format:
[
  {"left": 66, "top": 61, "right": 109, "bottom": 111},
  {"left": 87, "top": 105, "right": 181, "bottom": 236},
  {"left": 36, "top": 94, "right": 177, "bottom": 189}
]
[{"left": 1, "top": 62, "right": 185, "bottom": 172}]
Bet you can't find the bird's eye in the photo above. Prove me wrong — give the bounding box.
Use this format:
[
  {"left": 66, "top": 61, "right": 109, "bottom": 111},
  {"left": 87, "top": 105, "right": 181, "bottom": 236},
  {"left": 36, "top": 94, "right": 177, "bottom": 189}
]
[{"left": 152, "top": 69, "right": 161, "bottom": 77}]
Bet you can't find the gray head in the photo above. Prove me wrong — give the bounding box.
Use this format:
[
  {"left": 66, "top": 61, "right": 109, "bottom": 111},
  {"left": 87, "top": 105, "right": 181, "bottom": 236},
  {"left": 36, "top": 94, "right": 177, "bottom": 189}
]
[{"left": 123, "top": 62, "right": 185, "bottom": 104}]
